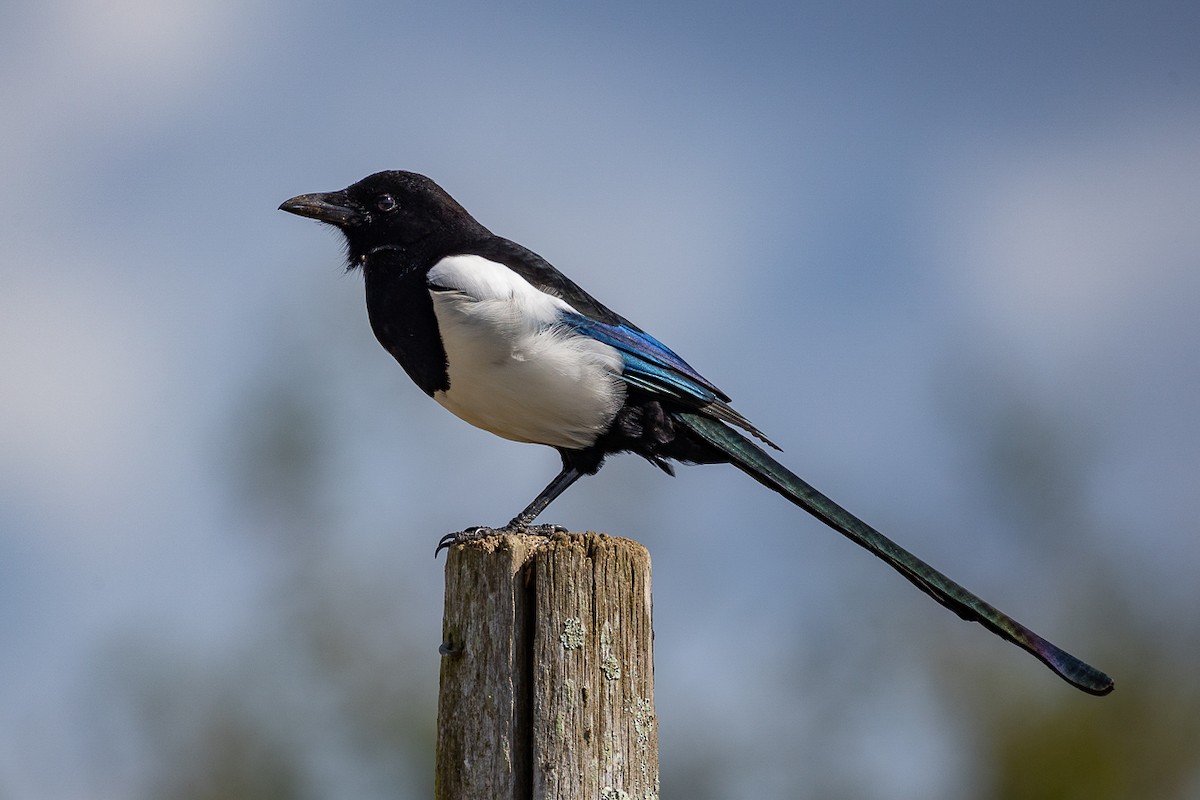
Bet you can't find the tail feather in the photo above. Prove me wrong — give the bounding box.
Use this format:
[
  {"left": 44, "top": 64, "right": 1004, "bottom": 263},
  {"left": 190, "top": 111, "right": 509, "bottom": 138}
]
[{"left": 676, "top": 411, "right": 1113, "bottom": 696}]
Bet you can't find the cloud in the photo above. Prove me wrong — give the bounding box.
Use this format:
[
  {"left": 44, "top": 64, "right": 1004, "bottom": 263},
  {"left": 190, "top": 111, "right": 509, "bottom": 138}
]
[
  {"left": 0, "top": 0, "right": 249, "bottom": 190},
  {"left": 929, "top": 114, "right": 1200, "bottom": 353},
  {"left": 0, "top": 0, "right": 255, "bottom": 529},
  {"left": 0, "top": 268, "right": 164, "bottom": 538}
]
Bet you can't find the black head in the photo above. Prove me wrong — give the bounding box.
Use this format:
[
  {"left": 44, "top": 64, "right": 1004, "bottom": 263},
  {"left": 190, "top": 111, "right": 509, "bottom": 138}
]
[{"left": 279, "top": 171, "right": 487, "bottom": 266}]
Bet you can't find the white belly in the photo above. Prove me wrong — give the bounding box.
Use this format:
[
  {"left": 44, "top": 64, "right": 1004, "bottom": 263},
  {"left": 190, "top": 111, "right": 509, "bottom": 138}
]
[{"left": 427, "top": 256, "right": 626, "bottom": 450}]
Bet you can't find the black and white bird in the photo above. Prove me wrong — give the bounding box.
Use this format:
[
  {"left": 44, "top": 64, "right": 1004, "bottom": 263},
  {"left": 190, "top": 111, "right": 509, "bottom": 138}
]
[{"left": 279, "top": 170, "right": 1112, "bottom": 696}]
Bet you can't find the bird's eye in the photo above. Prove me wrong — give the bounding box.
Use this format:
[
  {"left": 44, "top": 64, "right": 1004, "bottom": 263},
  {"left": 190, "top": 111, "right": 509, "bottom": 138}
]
[{"left": 376, "top": 194, "right": 397, "bottom": 212}]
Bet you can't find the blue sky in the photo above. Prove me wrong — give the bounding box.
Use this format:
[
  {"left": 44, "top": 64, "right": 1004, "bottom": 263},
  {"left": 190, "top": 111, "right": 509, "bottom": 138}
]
[{"left": 2, "top": 1, "right": 1199, "bottom": 796}]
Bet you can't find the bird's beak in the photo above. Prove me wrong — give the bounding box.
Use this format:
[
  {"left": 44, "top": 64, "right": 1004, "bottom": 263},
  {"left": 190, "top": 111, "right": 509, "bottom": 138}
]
[{"left": 278, "top": 190, "right": 360, "bottom": 226}]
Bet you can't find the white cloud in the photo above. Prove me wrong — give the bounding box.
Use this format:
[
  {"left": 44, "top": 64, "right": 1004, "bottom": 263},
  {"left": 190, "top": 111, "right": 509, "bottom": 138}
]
[
  {"left": 0, "top": 0, "right": 248, "bottom": 189},
  {"left": 54, "top": 0, "right": 231, "bottom": 77},
  {"left": 0, "top": 268, "right": 162, "bottom": 534},
  {"left": 929, "top": 115, "right": 1200, "bottom": 353},
  {"left": 0, "top": 0, "right": 252, "bottom": 530}
]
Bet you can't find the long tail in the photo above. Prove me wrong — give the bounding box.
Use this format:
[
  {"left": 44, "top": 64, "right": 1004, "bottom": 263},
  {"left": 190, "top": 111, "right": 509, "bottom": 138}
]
[{"left": 676, "top": 412, "right": 1113, "bottom": 696}]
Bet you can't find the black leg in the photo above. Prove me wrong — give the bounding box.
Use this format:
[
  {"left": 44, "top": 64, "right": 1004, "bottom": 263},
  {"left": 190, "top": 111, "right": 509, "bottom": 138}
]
[
  {"left": 434, "top": 464, "right": 585, "bottom": 555},
  {"left": 504, "top": 464, "right": 583, "bottom": 528}
]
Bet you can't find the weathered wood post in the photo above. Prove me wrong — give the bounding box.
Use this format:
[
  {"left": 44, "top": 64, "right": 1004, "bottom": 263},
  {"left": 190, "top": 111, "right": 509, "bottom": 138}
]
[{"left": 435, "top": 531, "right": 658, "bottom": 799}]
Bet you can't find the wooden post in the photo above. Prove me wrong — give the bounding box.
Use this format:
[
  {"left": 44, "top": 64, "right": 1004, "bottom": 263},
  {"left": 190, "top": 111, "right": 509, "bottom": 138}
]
[{"left": 435, "top": 531, "right": 658, "bottom": 800}]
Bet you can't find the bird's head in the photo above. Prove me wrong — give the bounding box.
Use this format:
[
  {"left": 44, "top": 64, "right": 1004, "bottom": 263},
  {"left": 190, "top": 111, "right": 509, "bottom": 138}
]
[{"left": 279, "top": 170, "right": 482, "bottom": 268}]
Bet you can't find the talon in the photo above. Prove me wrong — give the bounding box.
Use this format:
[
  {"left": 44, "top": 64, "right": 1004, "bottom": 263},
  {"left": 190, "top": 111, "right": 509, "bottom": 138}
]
[
  {"left": 434, "top": 522, "right": 569, "bottom": 557},
  {"left": 433, "top": 532, "right": 457, "bottom": 556},
  {"left": 434, "top": 525, "right": 498, "bottom": 557}
]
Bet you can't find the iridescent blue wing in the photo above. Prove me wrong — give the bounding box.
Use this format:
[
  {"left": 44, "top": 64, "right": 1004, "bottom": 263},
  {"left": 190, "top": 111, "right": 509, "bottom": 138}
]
[{"left": 562, "top": 313, "right": 779, "bottom": 449}]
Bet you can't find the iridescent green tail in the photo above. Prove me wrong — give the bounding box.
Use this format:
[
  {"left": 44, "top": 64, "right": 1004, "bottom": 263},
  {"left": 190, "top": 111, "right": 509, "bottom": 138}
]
[{"left": 677, "top": 412, "right": 1113, "bottom": 696}]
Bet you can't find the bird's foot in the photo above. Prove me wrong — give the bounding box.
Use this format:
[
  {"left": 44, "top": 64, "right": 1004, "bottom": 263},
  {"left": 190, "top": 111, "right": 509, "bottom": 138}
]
[
  {"left": 512, "top": 522, "right": 569, "bottom": 537},
  {"left": 434, "top": 522, "right": 568, "bottom": 557},
  {"left": 434, "top": 526, "right": 495, "bottom": 556}
]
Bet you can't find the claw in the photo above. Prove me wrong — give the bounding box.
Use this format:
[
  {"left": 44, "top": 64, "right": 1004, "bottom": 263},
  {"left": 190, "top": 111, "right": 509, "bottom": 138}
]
[
  {"left": 433, "top": 523, "right": 569, "bottom": 557},
  {"left": 434, "top": 526, "right": 496, "bottom": 557}
]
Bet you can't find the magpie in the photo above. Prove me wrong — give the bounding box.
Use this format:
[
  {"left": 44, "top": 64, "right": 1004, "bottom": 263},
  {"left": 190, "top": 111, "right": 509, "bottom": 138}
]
[{"left": 279, "top": 170, "right": 1113, "bottom": 696}]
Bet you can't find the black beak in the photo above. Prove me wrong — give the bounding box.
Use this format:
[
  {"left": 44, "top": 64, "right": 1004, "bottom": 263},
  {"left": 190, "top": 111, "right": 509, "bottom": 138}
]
[{"left": 279, "top": 191, "right": 360, "bottom": 226}]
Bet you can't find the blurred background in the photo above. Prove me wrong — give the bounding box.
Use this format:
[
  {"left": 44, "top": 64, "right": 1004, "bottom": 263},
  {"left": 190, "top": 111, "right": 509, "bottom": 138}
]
[{"left": 2, "top": 1, "right": 1198, "bottom": 797}]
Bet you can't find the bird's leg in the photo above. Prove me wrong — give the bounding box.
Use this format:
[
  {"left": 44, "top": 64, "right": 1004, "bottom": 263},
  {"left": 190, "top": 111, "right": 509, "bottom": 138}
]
[
  {"left": 434, "top": 465, "right": 584, "bottom": 555},
  {"left": 504, "top": 464, "right": 583, "bottom": 529}
]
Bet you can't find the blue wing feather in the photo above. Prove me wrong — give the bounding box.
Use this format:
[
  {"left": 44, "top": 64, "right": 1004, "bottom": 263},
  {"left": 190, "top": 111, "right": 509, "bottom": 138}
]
[
  {"left": 562, "top": 313, "right": 725, "bottom": 403},
  {"left": 561, "top": 312, "right": 780, "bottom": 449}
]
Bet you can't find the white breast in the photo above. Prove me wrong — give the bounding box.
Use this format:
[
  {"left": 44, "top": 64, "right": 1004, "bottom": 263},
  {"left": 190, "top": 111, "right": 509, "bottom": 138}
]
[{"left": 427, "top": 255, "right": 626, "bottom": 450}]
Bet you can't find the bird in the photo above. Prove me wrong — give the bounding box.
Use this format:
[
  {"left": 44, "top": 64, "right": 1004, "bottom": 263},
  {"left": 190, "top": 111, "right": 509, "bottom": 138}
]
[{"left": 279, "top": 170, "right": 1113, "bottom": 696}]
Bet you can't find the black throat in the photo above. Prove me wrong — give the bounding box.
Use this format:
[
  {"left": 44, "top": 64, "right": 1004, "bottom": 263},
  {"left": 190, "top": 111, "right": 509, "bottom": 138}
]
[{"left": 361, "top": 250, "right": 449, "bottom": 396}]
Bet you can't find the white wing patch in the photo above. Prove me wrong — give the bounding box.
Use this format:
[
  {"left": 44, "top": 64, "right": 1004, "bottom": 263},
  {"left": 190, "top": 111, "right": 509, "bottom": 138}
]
[{"left": 427, "top": 255, "right": 626, "bottom": 449}]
